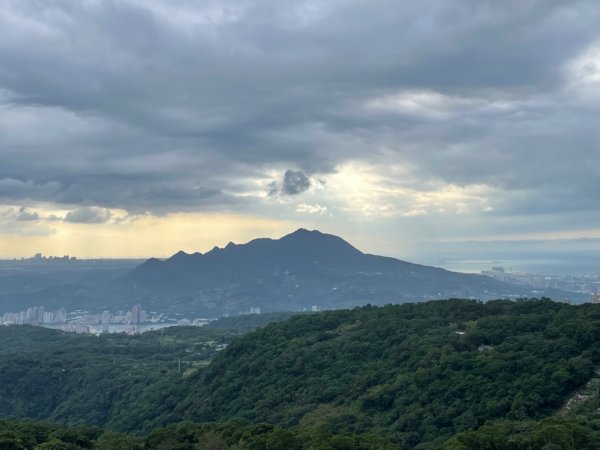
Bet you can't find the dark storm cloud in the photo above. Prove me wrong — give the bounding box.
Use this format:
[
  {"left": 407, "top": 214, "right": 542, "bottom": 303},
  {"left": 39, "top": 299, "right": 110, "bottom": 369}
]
[
  {"left": 267, "top": 169, "right": 311, "bottom": 197},
  {"left": 282, "top": 170, "right": 311, "bottom": 195},
  {"left": 0, "top": 0, "right": 599, "bottom": 230},
  {"left": 0, "top": 178, "right": 62, "bottom": 202}
]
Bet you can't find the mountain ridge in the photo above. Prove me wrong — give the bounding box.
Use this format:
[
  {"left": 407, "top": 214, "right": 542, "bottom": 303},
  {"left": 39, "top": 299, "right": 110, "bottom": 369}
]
[{"left": 119, "top": 229, "right": 584, "bottom": 315}]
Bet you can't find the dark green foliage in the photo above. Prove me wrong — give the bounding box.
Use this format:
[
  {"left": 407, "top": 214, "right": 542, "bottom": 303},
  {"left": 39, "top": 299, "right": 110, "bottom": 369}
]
[
  {"left": 143, "top": 421, "right": 402, "bottom": 450},
  {"left": 205, "top": 312, "right": 304, "bottom": 332},
  {"left": 443, "top": 418, "right": 600, "bottom": 449},
  {"left": 2, "top": 300, "right": 600, "bottom": 449},
  {"left": 0, "top": 325, "right": 244, "bottom": 432},
  {"left": 0, "top": 419, "right": 129, "bottom": 450},
  {"left": 171, "top": 299, "right": 600, "bottom": 448},
  {"left": 0, "top": 419, "right": 400, "bottom": 449}
]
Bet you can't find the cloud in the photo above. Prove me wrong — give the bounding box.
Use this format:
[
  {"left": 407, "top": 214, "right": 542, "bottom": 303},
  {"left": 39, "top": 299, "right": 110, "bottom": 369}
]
[
  {"left": 0, "top": 0, "right": 600, "bottom": 245},
  {"left": 282, "top": 170, "right": 311, "bottom": 195},
  {"left": 296, "top": 203, "right": 327, "bottom": 214},
  {"left": 16, "top": 206, "right": 39, "bottom": 221},
  {"left": 0, "top": 206, "right": 54, "bottom": 237},
  {"left": 401, "top": 209, "right": 427, "bottom": 217},
  {"left": 64, "top": 207, "right": 112, "bottom": 224},
  {"left": 365, "top": 90, "right": 484, "bottom": 119},
  {"left": 267, "top": 169, "right": 312, "bottom": 197},
  {"left": 0, "top": 178, "right": 62, "bottom": 202}
]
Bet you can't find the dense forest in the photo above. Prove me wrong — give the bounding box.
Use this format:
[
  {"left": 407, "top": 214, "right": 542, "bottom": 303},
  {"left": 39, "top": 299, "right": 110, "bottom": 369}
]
[
  {"left": 0, "top": 313, "right": 298, "bottom": 432},
  {"left": 0, "top": 323, "right": 241, "bottom": 430},
  {"left": 2, "top": 416, "right": 599, "bottom": 449},
  {"left": 1, "top": 299, "right": 599, "bottom": 449},
  {"left": 168, "top": 299, "right": 600, "bottom": 448},
  {"left": 0, "top": 419, "right": 404, "bottom": 449}
]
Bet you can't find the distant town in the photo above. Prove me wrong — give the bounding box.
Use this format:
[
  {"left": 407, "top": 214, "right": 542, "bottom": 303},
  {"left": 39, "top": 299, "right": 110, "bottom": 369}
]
[
  {"left": 26, "top": 253, "right": 78, "bottom": 262},
  {"left": 481, "top": 266, "right": 600, "bottom": 297},
  {"left": 1, "top": 253, "right": 144, "bottom": 266},
  {"left": 0, "top": 304, "right": 210, "bottom": 335}
]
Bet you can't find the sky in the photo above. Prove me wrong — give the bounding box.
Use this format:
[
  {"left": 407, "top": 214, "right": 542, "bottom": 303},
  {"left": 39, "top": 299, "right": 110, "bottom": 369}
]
[{"left": 1, "top": 0, "right": 600, "bottom": 261}]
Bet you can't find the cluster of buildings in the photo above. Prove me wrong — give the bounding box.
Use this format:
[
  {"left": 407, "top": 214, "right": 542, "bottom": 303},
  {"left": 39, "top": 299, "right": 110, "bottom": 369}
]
[
  {"left": 69, "top": 304, "right": 149, "bottom": 326},
  {"left": 29, "top": 253, "right": 77, "bottom": 262},
  {"left": 1, "top": 304, "right": 148, "bottom": 329},
  {"left": 1, "top": 303, "right": 211, "bottom": 335},
  {"left": 97, "top": 304, "right": 147, "bottom": 333},
  {"left": 1, "top": 307, "right": 67, "bottom": 326}
]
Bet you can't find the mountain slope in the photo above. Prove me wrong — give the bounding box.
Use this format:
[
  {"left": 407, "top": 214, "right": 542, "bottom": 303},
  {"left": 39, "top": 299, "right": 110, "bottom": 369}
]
[
  {"left": 120, "top": 229, "right": 578, "bottom": 314},
  {"left": 1, "top": 301, "right": 599, "bottom": 449},
  {"left": 169, "top": 299, "right": 600, "bottom": 449}
]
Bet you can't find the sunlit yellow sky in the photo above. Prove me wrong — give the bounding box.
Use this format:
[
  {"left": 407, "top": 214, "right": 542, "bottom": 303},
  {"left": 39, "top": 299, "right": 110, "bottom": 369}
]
[
  {"left": 2, "top": 1, "right": 600, "bottom": 263},
  {"left": 0, "top": 212, "right": 293, "bottom": 258}
]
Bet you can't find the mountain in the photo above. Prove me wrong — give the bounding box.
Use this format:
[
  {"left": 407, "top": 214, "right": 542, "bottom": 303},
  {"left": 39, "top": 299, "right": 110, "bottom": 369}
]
[{"left": 119, "top": 229, "right": 582, "bottom": 315}]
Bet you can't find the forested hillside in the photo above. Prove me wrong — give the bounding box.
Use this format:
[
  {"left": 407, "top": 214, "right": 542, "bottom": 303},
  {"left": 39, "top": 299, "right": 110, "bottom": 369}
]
[
  {"left": 0, "top": 325, "right": 240, "bottom": 430},
  {"left": 1, "top": 300, "right": 600, "bottom": 449},
  {"left": 0, "top": 419, "right": 403, "bottom": 450},
  {"left": 171, "top": 299, "right": 600, "bottom": 449}
]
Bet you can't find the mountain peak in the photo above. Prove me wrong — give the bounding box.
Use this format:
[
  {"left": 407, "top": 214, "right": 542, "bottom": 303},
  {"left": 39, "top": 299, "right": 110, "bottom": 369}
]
[
  {"left": 168, "top": 250, "right": 200, "bottom": 262},
  {"left": 292, "top": 227, "right": 316, "bottom": 234},
  {"left": 278, "top": 228, "right": 363, "bottom": 256},
  {"left": 282, "top": 228, "right": 323, "bottom": 239}
]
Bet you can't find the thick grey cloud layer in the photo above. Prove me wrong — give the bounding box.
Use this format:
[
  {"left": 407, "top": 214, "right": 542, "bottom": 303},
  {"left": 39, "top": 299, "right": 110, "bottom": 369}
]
[{"left": 0, "top": 0, "right": 599, "bottom": 233}]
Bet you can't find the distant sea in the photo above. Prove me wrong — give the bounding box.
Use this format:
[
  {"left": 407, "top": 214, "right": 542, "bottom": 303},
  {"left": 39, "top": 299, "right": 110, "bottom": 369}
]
[
  {"left": 420, "top": 257, "right": 600, "bottom": 276},
  {"left": 408, "top": 238, "right": 600, "bottom": 277}
]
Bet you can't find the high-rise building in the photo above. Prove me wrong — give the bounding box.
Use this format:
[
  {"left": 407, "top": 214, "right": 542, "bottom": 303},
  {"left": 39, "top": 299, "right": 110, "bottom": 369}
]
[
  {"left": 42, "top": 311, "right": 54, "bottom": 324},
  {"left": 131, "top": 304, "right": 143, "bottom": 323},
  {"left": 57, "top": 309, "right": 67, "bottom": 323},
  {"left": 592, "top": 293, "right": 600, "bottom": 304}
]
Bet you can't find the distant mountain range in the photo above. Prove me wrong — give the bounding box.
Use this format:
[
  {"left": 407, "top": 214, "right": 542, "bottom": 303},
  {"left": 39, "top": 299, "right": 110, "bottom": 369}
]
[{"left": 118, "top": 229, "right": 584, "bottom": 315}]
